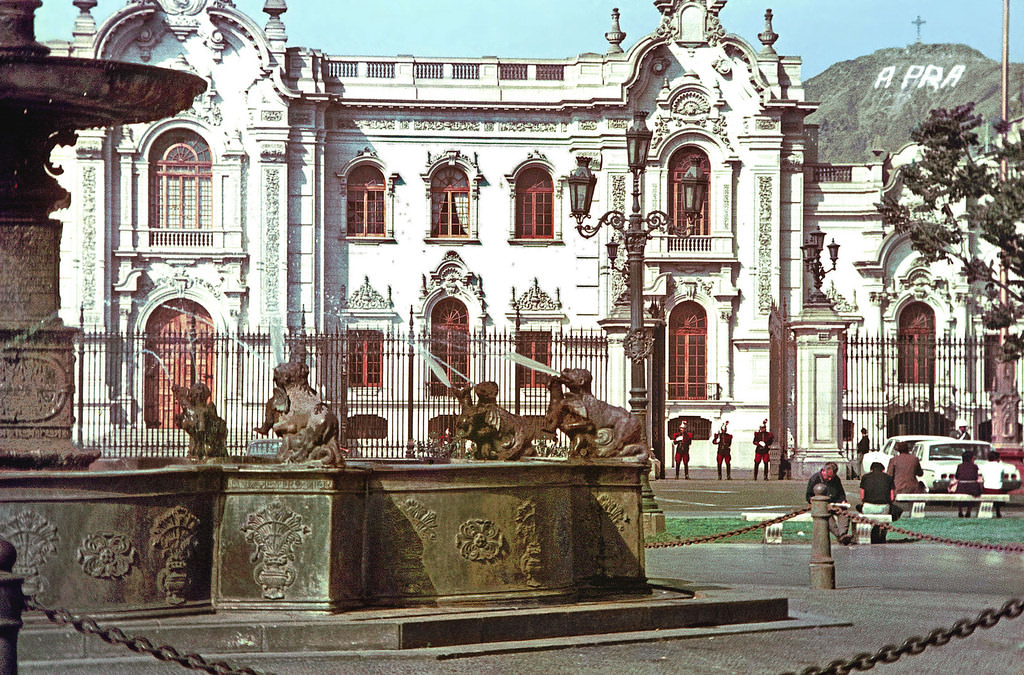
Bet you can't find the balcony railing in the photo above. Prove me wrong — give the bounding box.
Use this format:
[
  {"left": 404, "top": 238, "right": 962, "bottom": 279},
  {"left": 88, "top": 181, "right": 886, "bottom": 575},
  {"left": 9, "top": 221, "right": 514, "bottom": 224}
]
[
  {"left": 811, "top": 165, "right": 853, "bottom": 183},
  {"left": 366, "top": 62, "right": 396, "bottom": 79},
  {"left": 668, "top": 382, "right": 721, "bottom": 401},
  {"left": 148, "top": 229, "right": 214, "bottom": 248},
  {"left": 666, "top": 236, "right": 713, "bottom": 253},
  {"left": 451, "top": 63, "right": 480, "bottom": 80},
  {"left": 414, "top": 63, "right": 444, "bottom": 79}
]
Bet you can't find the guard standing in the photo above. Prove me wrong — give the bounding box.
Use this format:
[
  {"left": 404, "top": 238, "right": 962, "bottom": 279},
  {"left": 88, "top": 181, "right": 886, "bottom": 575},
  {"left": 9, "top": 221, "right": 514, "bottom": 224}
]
[
  {"left": 752, "top": 419, "right": 774, "bottom": 480},
  {"left": 712, "top": 421, "right": 733, "bottom": 480}
]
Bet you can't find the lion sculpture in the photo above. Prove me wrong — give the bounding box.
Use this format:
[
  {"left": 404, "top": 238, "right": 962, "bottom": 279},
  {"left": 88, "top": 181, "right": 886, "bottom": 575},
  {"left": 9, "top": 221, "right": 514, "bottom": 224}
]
[{"left": 542, "top": 367, "right": 645, "bottom": 459}]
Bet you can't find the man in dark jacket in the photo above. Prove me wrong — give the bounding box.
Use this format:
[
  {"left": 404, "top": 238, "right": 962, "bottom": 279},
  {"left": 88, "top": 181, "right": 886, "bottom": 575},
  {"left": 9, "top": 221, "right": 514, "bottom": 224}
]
[{"left": 805, "top": 462, "right": 852, "bottom": 545}]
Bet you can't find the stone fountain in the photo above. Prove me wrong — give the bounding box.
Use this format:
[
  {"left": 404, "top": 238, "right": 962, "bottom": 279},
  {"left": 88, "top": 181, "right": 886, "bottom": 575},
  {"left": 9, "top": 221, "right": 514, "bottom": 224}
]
[
  {"left": 0, "top": 5, "right": 788, "bottom": 655},
  {"left": 0, "top": 0, "right": 206, "bottom": 469}
]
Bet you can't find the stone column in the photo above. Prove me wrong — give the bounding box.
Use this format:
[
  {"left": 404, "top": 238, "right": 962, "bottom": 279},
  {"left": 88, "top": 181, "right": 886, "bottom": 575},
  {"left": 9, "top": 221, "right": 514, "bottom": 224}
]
[{"left": 789, "top": 306, "right": 849, "bottom": 478}]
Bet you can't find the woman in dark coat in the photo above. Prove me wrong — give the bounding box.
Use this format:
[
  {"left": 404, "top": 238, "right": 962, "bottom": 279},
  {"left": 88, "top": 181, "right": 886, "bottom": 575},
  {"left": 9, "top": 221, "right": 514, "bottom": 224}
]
[{"left": 953, "top": 449, "right": 982, "bottom": 517}]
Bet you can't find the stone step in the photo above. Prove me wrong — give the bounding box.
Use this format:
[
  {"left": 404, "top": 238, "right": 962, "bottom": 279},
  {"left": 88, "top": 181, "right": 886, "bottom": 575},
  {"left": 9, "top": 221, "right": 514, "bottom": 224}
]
[{"left": 18, "top": 585, "right": 788, "bottom": 664}]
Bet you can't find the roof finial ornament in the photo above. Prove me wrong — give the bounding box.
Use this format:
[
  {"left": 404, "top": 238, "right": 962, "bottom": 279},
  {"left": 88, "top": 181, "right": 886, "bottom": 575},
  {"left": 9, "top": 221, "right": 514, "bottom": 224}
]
[
  {"left": 263, "top": 0, "right": 288, "bottom": 45},
  {"left": 758, "top": 8, "right": 779, "bottom": 55},
  {"left": 605, "top": 7, "right": 626, "bottom": 54}
]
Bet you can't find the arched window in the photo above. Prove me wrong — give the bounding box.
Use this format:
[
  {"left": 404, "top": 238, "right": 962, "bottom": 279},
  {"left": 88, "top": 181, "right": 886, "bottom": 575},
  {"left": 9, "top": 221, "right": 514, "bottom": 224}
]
[
  {"left": 347, "top": 165, "right": 386, "bottom": 236},
  {"left": 668, "top": 301, "right": 707, "bottom": 400},
  {"left": 431, "top": 168, "right": 470, "bottom": 238},
  {"left": 429, "top": 298, "right": 470, "bottom": 395},
  {"left": 515, "top": 168, "right": 553, "bottom": 239},
  {"left": 151, "top": 131, "right": 212, "bottom": 230},
  {"left": 668, "top": 148, "right": 711, "bottom": 236},
  {"left": 143, "top": 299, "right": 215, "bottom": 429},
  {"left": 897, "top": 302, "right": 935, "bottom": 384}
]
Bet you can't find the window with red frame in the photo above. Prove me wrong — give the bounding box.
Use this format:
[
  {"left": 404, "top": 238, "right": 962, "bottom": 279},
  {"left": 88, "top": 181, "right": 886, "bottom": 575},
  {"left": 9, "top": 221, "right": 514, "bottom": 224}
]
[
  {"left": 429, "top": 298, "right": 470, "bottom": 395},
  {"left": 151, "top": 131, "right": 212, "bottom": 230},
  {"left": 430, "top": 167, "right": 470, "bottom": 237},
  {"left": 347, "top": 330, "right": 384, "bottom": 387},
  {"left": 668, "top": 148, "right": 710, "bottom": 236},
  {"left": 347, "top": 166, "right": 386, "bottom": 236},
  {"left": 668, "top": 301, "right": 707, "bottom": 400},
  {"left": 515, "top": 331, "right": 552, "bottom": 388},
  {"left": 897, "top": 302, "right": 935, "bottom": 384},
  {"left": 515, "top": 168, "right": 553, "bottom": 239}
]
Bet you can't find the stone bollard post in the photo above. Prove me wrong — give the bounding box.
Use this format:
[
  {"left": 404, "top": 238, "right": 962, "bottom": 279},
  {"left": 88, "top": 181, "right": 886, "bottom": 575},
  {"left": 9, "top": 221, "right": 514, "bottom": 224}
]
[
  {"left": 809, "top": 494, "right": 835, "bottom": 589},
  {"left": 0, "top": 538, "right": 24, "bottom": 675}
]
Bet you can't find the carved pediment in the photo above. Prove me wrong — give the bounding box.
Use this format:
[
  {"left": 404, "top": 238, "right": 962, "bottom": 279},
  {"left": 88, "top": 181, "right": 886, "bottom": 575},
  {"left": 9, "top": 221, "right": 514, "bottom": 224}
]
[
  {"left": 511, "top": 279, "right": 561, "bottom": 313},
  {"left": 341, "top": 276, "right": 392, "bottom": 310},
  {"left": 421, "top": 251, "right": 484, "bottom": 306}
]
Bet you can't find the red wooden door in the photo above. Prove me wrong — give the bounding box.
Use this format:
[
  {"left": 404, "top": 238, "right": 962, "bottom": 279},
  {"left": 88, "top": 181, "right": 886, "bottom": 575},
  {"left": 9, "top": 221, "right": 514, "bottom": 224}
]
[{"left": 143, "top": 300, "right": 215, "bottom": 428}]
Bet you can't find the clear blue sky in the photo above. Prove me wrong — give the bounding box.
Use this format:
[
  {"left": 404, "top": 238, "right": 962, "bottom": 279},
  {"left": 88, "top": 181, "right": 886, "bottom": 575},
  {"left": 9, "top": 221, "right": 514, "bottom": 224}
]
[{"left": 36, "top": 0, "right": 1021, "bottom": 79}]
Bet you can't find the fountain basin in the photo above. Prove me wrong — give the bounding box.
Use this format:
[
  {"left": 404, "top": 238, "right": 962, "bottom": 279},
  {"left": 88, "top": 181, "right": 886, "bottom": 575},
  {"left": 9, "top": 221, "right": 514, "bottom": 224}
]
[
  {"left": 0, "top": 54, "right": 206, "bottom": 129},
  {"left": 0, "top": 459, "right": 646, "bottom": 616}
]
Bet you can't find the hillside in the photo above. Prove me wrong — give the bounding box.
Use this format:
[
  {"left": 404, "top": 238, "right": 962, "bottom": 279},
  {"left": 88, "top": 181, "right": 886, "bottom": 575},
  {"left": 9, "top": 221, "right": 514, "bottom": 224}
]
[{"left": 804, "top": 43, "right": 1024, "bottom": 163}]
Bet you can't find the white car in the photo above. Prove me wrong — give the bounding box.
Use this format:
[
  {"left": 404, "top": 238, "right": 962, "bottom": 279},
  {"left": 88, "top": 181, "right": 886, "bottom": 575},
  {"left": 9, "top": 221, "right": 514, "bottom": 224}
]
[
  {"left": 860, "top": 434, "right": 949, "bottom": 478},
  {"left": 909, "top": 439, "right": 1021, "bottom": 493}
]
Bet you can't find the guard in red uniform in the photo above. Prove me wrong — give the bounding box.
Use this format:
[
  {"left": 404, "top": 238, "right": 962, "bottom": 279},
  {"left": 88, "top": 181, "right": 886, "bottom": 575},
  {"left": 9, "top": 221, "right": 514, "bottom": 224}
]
[
  {"left": 712, "top": 421, "right": 733, "bottom": 480},
  {"left": 671, "top": 421, "right": 694, "bottom": 479},
  {"left": 752, "top": 418, "right": 774, "bottom": 480}
]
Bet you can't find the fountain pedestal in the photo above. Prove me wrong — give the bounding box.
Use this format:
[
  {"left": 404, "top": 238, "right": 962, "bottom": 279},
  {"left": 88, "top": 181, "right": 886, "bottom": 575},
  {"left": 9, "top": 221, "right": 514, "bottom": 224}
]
[{"left": 0, "top": 0, "right": 205, "bottom": 468}]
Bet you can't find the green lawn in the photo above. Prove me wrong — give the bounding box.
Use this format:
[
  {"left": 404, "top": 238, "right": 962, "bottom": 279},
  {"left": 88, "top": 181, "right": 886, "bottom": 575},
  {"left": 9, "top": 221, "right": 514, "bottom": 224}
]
[{"left": 646, "top": 517, "right": 1024, "bottom": 546}]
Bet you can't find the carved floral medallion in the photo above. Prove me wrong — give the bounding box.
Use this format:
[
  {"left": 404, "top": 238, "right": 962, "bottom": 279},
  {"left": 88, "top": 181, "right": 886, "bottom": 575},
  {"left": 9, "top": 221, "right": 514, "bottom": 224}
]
[
  {"left": 455, "top": 518, "right": 508, "bottom": 563},
  {"left": 77, "top": 532, "right": 137, "bottom": 579}
]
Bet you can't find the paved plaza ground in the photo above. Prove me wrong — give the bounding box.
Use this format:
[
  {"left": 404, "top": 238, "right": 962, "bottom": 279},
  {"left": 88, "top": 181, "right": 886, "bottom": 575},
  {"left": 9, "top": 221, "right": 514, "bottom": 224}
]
[{"left": 21, "top": 474, "right": 1024, "bottom": 675}]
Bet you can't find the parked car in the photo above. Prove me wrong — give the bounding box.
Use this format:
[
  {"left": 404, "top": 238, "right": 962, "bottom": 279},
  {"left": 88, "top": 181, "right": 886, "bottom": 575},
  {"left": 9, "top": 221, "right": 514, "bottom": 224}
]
[
  {"left": 908, "top": 439, "right": 1022, "bottom": 493},
  {"left": 860, "top": 434, "right": 949, "bottom": 478}
]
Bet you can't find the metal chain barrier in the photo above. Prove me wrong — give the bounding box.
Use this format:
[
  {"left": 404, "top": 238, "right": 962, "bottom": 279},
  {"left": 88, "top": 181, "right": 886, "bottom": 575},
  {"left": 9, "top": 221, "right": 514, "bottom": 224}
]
[
  {"left": 842, "top": 508, "right": 1024, "bottom": 553},
  {"left": 644, "top": 506, "right": 811, "bottom": 549},
  {"left": 24, "top": 596, "right": 270, "bottom": 675},
  {"left": 781, "top": 598, "right": 1024, "bottom": 675}
]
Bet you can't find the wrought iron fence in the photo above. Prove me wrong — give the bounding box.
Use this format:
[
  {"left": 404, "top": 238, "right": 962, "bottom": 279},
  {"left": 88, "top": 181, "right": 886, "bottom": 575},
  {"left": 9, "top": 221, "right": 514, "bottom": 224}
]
[
  {"left": 843, "top": 334, "right": 1006, "bottom": 451},
  {"left": 74, "top": 327, "right": 608, "bottom": 458}
]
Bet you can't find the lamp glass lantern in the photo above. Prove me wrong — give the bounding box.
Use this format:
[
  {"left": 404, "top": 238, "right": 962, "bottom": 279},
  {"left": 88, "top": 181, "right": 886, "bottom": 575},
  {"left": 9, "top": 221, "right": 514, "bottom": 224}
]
[
  {"left": 680, "top": 165, "right": 706, "bottom": 218},
  {"left": 567, "top": 156, "right": 597, "bottom": 223},
  {"left": 826, "top": 238, "right": 840, "bottom": 267},
  {"left": 625, "top": 111, "right": 652, "bottom": 172}
]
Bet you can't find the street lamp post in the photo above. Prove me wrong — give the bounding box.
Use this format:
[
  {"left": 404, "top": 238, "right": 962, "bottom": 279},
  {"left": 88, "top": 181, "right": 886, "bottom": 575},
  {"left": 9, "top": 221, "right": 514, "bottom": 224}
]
[
  {"left": 567, "top": 111, "right": 703, "bottom": 523},
  {"left": 801, "top": 225, "right": 840, "bottom": 306}
]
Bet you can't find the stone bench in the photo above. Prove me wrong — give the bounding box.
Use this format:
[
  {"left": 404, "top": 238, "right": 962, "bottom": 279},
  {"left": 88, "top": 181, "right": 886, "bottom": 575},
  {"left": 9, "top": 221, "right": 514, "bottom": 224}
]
[
  {"left": 896, "top": 493, "right": 1009, "bottom": 519},
  {"left": 741, "top": 511, "right": 892, "bottom": 544}
]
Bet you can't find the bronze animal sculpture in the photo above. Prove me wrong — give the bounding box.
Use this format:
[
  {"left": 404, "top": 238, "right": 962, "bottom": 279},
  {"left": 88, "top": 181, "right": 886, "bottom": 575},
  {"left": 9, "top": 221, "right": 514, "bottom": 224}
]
[
  {"left": 255, "top": 345, "right": 345, "bottom": 466},
  {"left": 450, "top": 381, "right": 535, "bottom": 460},
  {"left": 172, "top": 381, "right": 228, "bottom": 459},
  {"left": 542, "top": 367, "right": 645, "bottom": 459}
]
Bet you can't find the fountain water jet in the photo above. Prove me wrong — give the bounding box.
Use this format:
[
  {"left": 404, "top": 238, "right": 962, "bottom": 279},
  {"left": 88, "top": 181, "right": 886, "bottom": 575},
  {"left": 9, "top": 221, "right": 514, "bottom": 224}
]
[{"left": 0, "top": 0, "right": 205, "bottom": 469}]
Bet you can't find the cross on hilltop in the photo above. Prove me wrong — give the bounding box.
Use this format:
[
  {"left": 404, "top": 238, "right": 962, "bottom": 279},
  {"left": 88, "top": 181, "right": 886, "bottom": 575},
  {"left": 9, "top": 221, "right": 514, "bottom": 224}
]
[{"left": 912, "top": 15, "right": 926, "bottom": 44}]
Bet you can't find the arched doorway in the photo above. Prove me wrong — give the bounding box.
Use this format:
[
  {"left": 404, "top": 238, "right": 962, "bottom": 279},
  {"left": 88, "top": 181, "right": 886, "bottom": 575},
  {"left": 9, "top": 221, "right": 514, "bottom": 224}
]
[
  {"left": 143, "top": 299, "right": 216, "bottom": 428},
  {"left": 668, "top": 301, "right": 708, "bottom": 400},
  {"left": 429, "top": 298, "right": 470, "bottom": 396}
]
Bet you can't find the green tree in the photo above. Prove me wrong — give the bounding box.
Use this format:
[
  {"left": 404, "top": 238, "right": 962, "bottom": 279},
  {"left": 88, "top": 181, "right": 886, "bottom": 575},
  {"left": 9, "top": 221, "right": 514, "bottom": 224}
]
[{"left": 877, "top": 103, "right": 1024, "bottom": 358}]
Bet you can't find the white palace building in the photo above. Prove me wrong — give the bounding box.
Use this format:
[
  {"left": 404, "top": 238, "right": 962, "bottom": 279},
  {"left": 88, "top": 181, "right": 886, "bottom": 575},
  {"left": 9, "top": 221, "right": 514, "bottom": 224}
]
[{"left": 48, "top": 0, "right": 996, "bottom": 475}]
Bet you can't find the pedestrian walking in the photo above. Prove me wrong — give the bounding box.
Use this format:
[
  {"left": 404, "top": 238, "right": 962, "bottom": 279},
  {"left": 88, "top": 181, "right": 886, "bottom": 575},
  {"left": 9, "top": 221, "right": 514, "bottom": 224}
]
[
  {"left": 752, "top": 419, "right": 773, "bottom": 480},
  {"left": 886, "top": 441, "right": 923, "bottom": 496},
  {"left": 805, "top": 461, "right": 852, "bottom": 545},
  {"left": 855, "top": 428, "right": 870, "bottom": 476},
  {"left": 712, "top": 420, "right": 732, "bottom": 480},
  {"left": 670, "top": 421, "right": 693, "bottom": 479}
]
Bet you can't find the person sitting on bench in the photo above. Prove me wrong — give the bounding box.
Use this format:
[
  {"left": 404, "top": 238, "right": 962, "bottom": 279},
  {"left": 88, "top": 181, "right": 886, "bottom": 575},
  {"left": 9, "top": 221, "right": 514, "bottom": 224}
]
[{"left": 951, "top": 450, "right": 982, "bottom": 517}]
